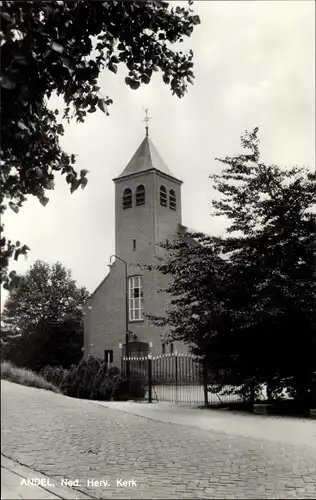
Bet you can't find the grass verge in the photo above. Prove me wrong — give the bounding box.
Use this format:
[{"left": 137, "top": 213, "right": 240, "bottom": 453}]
[{"left": 1, "top": 361, "right": 61, "bottom": 393}]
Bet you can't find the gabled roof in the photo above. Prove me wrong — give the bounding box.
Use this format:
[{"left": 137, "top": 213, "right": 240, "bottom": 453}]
[{"left": 114, "top": 135, "right": 180, "bottom": 181}]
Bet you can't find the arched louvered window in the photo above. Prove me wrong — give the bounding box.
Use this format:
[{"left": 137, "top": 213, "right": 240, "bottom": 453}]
[
  {"left": 122, "top": 188, "right": 132, "bottom": 209},
  {"left": 160, "top": 185, "right": 167, "bottom": 206},
  {"left": 169, "top": 189, "right": 176, "bottom": 210},
  {"left": 136, "top": 184, "right": 145, "bottom": 206}
]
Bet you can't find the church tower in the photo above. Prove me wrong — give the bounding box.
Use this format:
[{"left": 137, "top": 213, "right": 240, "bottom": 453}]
[
  {"left": 113, "top": 129, "right": 182, "bottom": 267},
  {"left": 84, "top": 118, "right": 185, "bottom": 364}
]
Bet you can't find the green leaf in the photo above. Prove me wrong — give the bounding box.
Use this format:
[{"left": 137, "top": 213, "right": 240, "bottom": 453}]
[
  {"left": 21, "top": 244, "right": 30, "bottom": 252},
  {"left": 81, "top": 177, "right": 88, "bottom": 189},
  {"left": 108, "top": 62, "right": 118, "bottom": 74},
  {"left": 125, "top": 77, "right": 140, "bottom": 90},
  {"left": 9, "top": 202, "right": 19, "bottom": 214},
  {"left": 62, "top": 57, "right": 73, "bottom": 69},
  {"left": 192, "top": 15, "right": 201, "bottom": 25},
  {"left": 110, "top": 55, "right": 119, "bottom": 64},
  {"left": 46, "top": 180, "right": 55, "bottom": 190},
  {"left": 70, "top": 180, "right": 79, "bottom": 193},
  {"left": 40, "top": 197, "right": 49, "bottom": 207},
  {"left": 66, "top": 173, "right": 74, "bottom": 184},
  {"left": 35, "top": 167, "right": 43, "bottom": 178},
  {"left": 50, "top": 41, "right": 64, "bottom": 53},
  {"left": 141, "top": 73, "right": 151, "bottom": 84},
  {"left": 14, "top": 249, "right": 20, "bottom": 261},
  {"left": 97, "top": 98, "right": 107, "bottom": 113},
  {"left": 1, "top": 12, "right": 11, "bottom": 21}
]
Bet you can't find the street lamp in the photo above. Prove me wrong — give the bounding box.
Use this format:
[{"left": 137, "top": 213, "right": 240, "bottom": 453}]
[{"left": 108, "top": 255, "right": 130, "bottom": 379}]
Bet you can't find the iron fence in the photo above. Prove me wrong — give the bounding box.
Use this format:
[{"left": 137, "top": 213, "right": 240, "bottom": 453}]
[{"left": 121, "top": 353, "right": 242, "bottom": 405}]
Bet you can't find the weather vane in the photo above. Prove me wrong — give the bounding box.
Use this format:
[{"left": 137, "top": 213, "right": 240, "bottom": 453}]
[{"left": 142, "top": 108, "right": 152, "bottom": 137}]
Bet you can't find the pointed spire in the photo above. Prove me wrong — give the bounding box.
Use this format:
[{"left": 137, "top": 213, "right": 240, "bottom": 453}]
[
  {"left": 115, "top": 135, "right": 178, "bottom": 180},
  {"left": 113, "top": 113, "right": 182, "bottom": 183},
  {"left": 142, "top": 108, "right": 151, "bottom": 137}
]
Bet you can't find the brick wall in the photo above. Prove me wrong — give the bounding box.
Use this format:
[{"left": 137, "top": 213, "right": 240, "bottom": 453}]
[{"left": 84, "top": 168, "right": 188, "bottom": 365}]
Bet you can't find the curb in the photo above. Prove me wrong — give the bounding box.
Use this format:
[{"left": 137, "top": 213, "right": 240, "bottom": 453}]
[{"left": 1, "top": 455, "right": 92, "bottom": 499}]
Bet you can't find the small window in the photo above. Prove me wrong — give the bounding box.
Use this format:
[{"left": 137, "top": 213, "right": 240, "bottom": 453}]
[
  {"left": 129, "top": 276, "right": 144, "bottom": 321},
  {"left": 162, "top": 343, "right": 166, "bottom": 355},
  {"left": 136, "top": 184, "right": 145, "bottom": 206},
  {"left": 166, "top": 239, "right": 169, "bottom": 245},
  {"left": 133, "top": 239, "right": 136, "bottom": 250},
  {"left": 104, "top": 350, "right": 113, "bottom": 363},
  {"left": 123, "top": 188, "right": 132, "bottom": 209},
  {"left": 160, "top": 185, "right": 167, "bottom": 206},
  {"left": 169, "top": 342, "right": 174, "bottom": 354},
  {"left": 169, "top": 189, "right": 176, "bottom": 210}
]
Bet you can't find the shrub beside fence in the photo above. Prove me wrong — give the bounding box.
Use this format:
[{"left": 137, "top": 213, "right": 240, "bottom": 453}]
[
  {"left": 39, "top": 353, "right": 244, "bottom": 404},
  {"left": 40, "top": 356, "right": 143, "bottom": 401}
]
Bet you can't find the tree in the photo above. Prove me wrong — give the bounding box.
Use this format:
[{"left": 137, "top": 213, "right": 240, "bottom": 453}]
[
  {"left": 147, "top": 235, "right": 238, "bottom": 379},
  {"left": 1, "top": 260, "right": 89, "bottom": 371},
  {"left": 0, "top": 1, "right": 200, "bottom": 288},
  {"left": 149, "top": 129, "right": 316, "bottom": 403},
  {"left": 212, "top": 128, "right": 316, "bottom": 402}
]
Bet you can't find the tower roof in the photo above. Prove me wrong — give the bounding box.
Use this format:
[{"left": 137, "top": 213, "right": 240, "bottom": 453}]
[{"left": 115, "top": 136, "right": 180, "bottom": 182}]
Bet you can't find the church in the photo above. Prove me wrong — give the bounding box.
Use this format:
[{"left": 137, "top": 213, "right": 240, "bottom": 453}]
[{"left": 84, "top": 120, "right": 189, "bottom": 366}]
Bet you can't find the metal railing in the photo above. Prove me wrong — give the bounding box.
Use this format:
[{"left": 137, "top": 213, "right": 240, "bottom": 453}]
[{"left": 121, "top": 353, "right": 241, "bottom": 405}]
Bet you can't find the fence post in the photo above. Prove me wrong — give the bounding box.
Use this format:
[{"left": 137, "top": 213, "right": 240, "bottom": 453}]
[
  {"left": 148, "top": 355, "right": 152, "bottom": 403},
  {"left": 203, "top": 358, "right": 209, "bottom": 407},
  {"left": 175, "top": 354, "right": 178, "bottom": 404}
]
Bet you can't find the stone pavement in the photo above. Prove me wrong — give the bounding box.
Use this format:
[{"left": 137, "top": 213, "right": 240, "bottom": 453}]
[
  {"left": 90, "top": 400, "right": 316, "bottom": 448},
  {"left": 1, "top": 455, "right": 91, "bottom": 499},
  {"left": 2, "top": 380, "right": 316, "bottom": 499}
]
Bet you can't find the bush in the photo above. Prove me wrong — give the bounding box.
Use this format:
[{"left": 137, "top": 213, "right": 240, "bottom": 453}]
[
  {"left": 63, "top": 356, "right": 102, "bottom": 399},
  {"left": 40, "top": 365, "right": 69, "bottom": 388},
  {"left": 1, "top": 361, "right": 61, "bottom": 393},
  {"left": 40, "top": 355, "right": 146, "bottom": 401}
]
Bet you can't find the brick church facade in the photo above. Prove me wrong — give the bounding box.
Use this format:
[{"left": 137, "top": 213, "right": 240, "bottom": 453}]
[{"left": 84, "top": 129, "right": 189, "bottom": 366}]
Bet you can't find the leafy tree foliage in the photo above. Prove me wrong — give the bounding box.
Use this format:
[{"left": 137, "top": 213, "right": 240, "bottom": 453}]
[
  {"left": 148, "top": 235, "right": 236, "bottom": 377},
  {"left": 0, "top": 1, "right": 200, "bottom": 287},
  {"left": 1, "top": 260, "right": 89, "bottom": 371},
  {"left": 212, "top": 128, "right": 316, "bottom": 402},
  {"left": 150, "top": 129, "right": 316, "bottom": 403}
]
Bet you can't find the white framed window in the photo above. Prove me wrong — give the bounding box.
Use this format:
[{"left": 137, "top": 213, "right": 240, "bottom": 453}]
[{"left": 129, "top": 276, "right": 144, "bottom": 321}]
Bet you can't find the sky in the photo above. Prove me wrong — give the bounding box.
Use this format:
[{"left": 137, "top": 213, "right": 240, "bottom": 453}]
[{"left": 2, "top": 0, "right": 315, "bottom": 305}]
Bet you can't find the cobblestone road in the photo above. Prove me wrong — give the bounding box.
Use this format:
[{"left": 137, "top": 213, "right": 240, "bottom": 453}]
[{"left": 2, "top": 381, "right": 316, "bottom": 499}]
